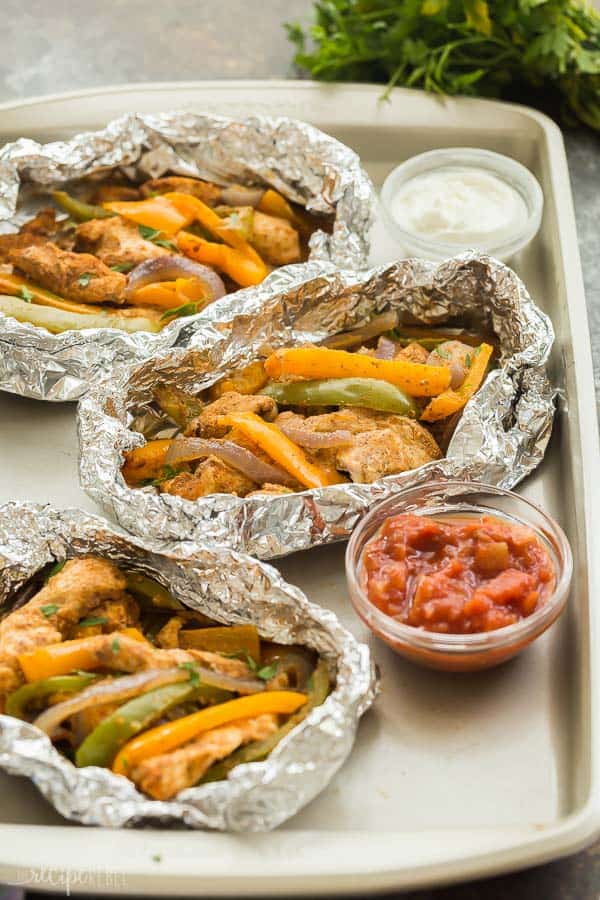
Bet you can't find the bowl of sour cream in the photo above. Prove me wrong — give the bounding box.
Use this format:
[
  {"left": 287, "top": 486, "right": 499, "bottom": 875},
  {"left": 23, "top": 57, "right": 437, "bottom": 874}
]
[{"left": 380, "top": 147, "right": 543, "bottom": 262}]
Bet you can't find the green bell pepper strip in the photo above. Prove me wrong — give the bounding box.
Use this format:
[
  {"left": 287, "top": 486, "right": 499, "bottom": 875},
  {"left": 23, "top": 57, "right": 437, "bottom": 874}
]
[
  {"left": 263, "top": 377, "right": 418, "bottom": 418},
  {"left": 125, "top": 572, "right": 183, "bottom": 611},
  {"left": 199, "top": 658, "right": 331, "bottom": 784},
  {"left": 53, "top": 191, "right": 116, "bottom": 223},
  {"left": 75, "top": 681, "right": 233, "bottom": 769},
  {"left": 5, "top": 673, "right": 98, "bottom": 720}
]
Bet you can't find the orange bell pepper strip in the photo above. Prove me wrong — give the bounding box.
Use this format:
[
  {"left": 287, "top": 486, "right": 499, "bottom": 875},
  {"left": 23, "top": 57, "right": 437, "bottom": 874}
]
[
  {"left": 174, "top": 277, "right": 212, "bottom": 305},
  {"left": 103, "top": 196, "right": 192, "bottom": 235},
  {"left": 257, "top": 189, "right": 315, "bottom": 239},
  {"left": 165, "top": 192, "right": 263, "bottom": 258},
  {"left": 218, "top": 412, "right": 344, "bottom": 489},
  {"left": 265, "top": 347, "right": 452, "bottom": 398},
  {"left": 18, "top": 628, "right": 147, "bottom": 682},
  {"left": 112, "top": 690, "right": 306, "bottom": 775},
  {"left": 177, "top": 231, "right": 268, "bottom": 287},
  {"left": 0, "top": 273, "right": 101, "bottom": 316},
  {"left": 121, "top": 439, "right": 174, "bottom": 486},
  {"left": 420, "top": 343, "right": 494, "bottom": 422},
  {"left": 128, "top": 281, "right": 178, "bottom": 310}
]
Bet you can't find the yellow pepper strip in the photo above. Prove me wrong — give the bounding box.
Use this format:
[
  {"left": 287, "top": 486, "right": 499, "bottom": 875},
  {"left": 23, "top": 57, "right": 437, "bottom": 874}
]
[
  {"left": 174, "top": 277, "right": 211, "bottom": 305},
  {"left": 18, "top": 628, "right": 147, "bottom": 682},
  {"left": 218, "top": 412, "right": 344, "bottom": 489},
  {"left": 103, "top": 196, "right": 192, "bottom": 235},
  {"left": 129, "top": 281, "right": 178, "bottom": 310},
  {"left": 257, "top": 189, "right": 315, "bottom": 239},
  {"left": 112, "top": 690, "right": 306, "bottom": 775},
  {"left": 180, "top": 624, "right": 261, "bottom": 661},
  {"left": 165, "top": 192, "right": 265, "bottom": 264},
  {"left": 265, "top": 347, "right": 451, "bottom": 398},
  {"left": 0, "top": 273, "right": 101, "bottom": 316},
  {"left": 420, "top": 343, "right": 494, "bottom": 422},
  {"left": 121, "top": 439, "right": 174, "bottom": 486},
  {"left": 177, "top": 231, "right": 268, "bottom": 287}
]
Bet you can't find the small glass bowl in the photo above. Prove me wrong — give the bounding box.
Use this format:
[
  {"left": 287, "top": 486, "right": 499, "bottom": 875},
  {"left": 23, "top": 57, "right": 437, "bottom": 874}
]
[
  {"left": 380, "top": 147, "right": 543, "bottom": 262},
  {"left": 345, "top": 481, "right": 572, "bottom": 672}
]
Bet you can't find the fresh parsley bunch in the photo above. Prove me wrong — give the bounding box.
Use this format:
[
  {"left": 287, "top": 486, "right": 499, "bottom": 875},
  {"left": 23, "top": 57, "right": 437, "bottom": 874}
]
[{"left": 288, "top": 0, "right": 600, "bottom": 129}]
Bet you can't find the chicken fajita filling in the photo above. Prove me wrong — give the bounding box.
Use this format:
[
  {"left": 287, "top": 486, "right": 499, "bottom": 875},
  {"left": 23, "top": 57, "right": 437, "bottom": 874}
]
[
  {"left": 122, "top": 316, "right": 496, "bottom": 499},
  {"left": 0, "top": 557, "right": 328, "bottom": 800},
  {"left": 0, "top": 177, "right": 327, "bottom": 334}
]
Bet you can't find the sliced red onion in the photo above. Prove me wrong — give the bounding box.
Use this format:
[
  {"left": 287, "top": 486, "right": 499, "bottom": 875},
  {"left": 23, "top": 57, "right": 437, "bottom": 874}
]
[
  {"left": 221, "top": 185, "right": 265, "bottom": 208},
  {"left": 185, "top": 659, "right": 266, "bottom": 695},
  {"left": 124, "top": 256, "right": 226, "bottom": 301},
  {"left": 278, "top": 422, "right": 353, "bottom": 449},
  {"left": 165, "top": 437, "right": 295, "bottom": 487},
  {"left": 374, "top": 336, "right": 399, "bottom": 360},
  {"left": 323, "top": 310, "right": 399, "bottom": 350},
  {"left": 33, "top": 667, "right": 191, "bottom": 737}
]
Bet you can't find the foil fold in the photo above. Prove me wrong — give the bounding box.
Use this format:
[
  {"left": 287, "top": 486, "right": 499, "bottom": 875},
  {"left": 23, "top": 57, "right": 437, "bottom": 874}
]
[
  {"left": 78, "top": 253, "right": 555, "bottom": 559},
  {"left": 0, "top": 111, "right": 374, "bottom": 401},
  {"left": 0, "top": 502, "right": 376, "bottom": 830}
]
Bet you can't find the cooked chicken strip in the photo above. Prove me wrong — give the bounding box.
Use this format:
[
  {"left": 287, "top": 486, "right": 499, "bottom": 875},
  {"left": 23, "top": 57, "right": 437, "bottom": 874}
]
[
  {"left": 251, "top": 211, "right": 301, "bottom": 266},
  {"left": 68, "top": 594, "right": 140, "bottom": 639},
  {"left": 395, "top": 341, "right": 429, "bottom": 364},
  {"left": 427, "top": 340, "right": 474, "bottom": 390},
  {"left": 75, "top": 217, "right": 170, "bottom": 269},
  {"left": 161, "top": 457, "right": 256, "bottom": 501},
  {"left": 0, "top": 558, "right": 126, "bottom": 695},
  {"left": 139, "top": 176, "right": 222, "bottom": 206},
  {"left": 0, "top": 209, "right": 60, "bottom": 263},
  {"left": 185, "top": 391, "right": 278, "bottom": 439},
  {"left": 9, "top": 243, "right": 127, "bottom": 305},
  {"left": 131, "top": 714, "right": 278, "bottom": 799}
]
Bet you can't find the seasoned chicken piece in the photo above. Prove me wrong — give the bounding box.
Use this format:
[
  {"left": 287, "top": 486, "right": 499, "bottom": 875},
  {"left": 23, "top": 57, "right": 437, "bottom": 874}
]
[
  {"left": 161, "top": 457, "right": 256, "bottom": 500},
  {"left": 131, "top": 714, "right": 279, "bottom": 799},
  {"left": 0, "top": 558, "right": 126, "bottom": 695},
  {"left": 155, "top": 616, "right": 184, "bottom": 649},
  {"left": 208, "top": 361, "right": 268, "bottom": 400},
  {"left": 251, "top": 211, "right": 301, "bottom": 266},
  {"left": 76, "top": 632, "right": 252, "bottom": 679},
  {"left": 0, "top": 209, "right": 59, "bottom": 263},
  {"left": 9, "top": 243, "right": 127, "bottom": 305},
  {"left": 140, "top": 176, "right": 222, "bottom": 206},
  {"left": 275, "top": 407, "right": 378, "bottom": 436},
  {"left": 75, "top": 217, "right": 170, "bottom": 269},
  {"left": 336, "top": 417, "right": 441, "bottom": 483},
  {"left": 396, "top": 341, "right": 429, "bottom": 364},
  {"left": 427, "top": 341, "right": 474, "bottom": 389},
  {"left": 185, "top": 391, "right": 277, "bottom": 438},
  {"left": 68, "top": 594, "right": 140, "bottom": 639}
]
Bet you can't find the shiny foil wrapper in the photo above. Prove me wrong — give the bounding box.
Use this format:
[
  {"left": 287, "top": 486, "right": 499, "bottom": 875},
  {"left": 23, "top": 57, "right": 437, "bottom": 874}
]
[
  {"left": 0, "top": 502, "right": 376, "bottom": 830},
  {"left": 79, "top": 253, "right": 555, "bottom": 559},
  {"left": 0, "top": 111, "right": 374, "bottom": 401}
]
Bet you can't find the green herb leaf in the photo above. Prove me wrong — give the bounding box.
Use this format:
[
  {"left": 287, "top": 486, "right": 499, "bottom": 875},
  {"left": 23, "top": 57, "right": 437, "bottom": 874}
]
[
  {"left": 111, "top": 637, "right": 121, "bottom": 654},
  {"left": 159, "top": 302, "right": 200, "bottom": 322},
  {"left": 153, "top": 238, "right": 178, "bottom": 251},
  {"left": 44, "top": 560, "right": 66, "bottom": 583},
  {"left": 178, "top": 661, "right": 201, "bottom": 686},
  {"left": 256, "top": 663, "right": 278, "bottom": 681},
  {"left": 151, "top": 854, "right": 162, "bottom": 864},
  {"left": 138, "top": 224, "right": 161, "bottom": 241},
  {"left": 19, "top": 286, "right": 34, "bottom": 303},
  {"left": 110, "top": 263, "right": 134, "bottom": 273},
  {"left": 77, "top": 272, "right": 94, "bottom": 288},
  {"left": 78, "top": 616, "right": 109, "bottom": 627},
  {"left": 41, "top": 604, "right": 59, "bottom": 618},
  {"left": 245, "top": 653, "right": 258, "bottom": 672},
  {"left": 465, "top": 353, "right": 472, "bottom": 368}
]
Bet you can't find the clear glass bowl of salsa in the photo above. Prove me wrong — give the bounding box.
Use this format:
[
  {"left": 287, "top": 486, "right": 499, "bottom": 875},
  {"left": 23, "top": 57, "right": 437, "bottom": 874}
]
[{"left": 345, "top": 481, "right": 572, "bottom": 672}]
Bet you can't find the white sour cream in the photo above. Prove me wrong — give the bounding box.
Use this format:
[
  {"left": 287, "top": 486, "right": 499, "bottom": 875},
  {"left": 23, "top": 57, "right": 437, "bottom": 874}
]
[{"left": 390, "top": 166, "right": 529, "bottom": 248}]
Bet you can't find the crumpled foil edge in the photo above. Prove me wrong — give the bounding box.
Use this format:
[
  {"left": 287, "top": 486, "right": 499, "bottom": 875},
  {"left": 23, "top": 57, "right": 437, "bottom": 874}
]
[
  {"left": 0, "top": 110, "right": 375, "bottom": 401},
  {"left": 0, "top": 502, "right": 377, "bottom": 831},
  {"left": 78, "top": 252, "right": 556, "bottom": 559}
]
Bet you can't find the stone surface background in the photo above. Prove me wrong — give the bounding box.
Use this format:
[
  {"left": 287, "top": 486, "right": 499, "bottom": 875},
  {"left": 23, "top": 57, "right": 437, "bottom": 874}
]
[{"left": 0, "top": 1, "right": 599, "bottom": 897}]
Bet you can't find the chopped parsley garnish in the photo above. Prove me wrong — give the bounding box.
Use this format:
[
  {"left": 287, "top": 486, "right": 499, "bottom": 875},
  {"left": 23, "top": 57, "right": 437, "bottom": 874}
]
[
  {"left": 245, "top": 654, "right": 258, "bottom": 672},
  {"left": 44, "top": 560, "right": 66, "bottom": 583},
  {"left": 178, "top": 661, "right": 201, "bottom": 686},
  {"left": 465, "top": 353, "right": 472, "bottom": 368},
  {"left": 79, "top": 616, "right": 109, "bottom": 627},
  {"left": 151, "top": 853, "right": 162, "bottom": 863},
  {"left": 256, "top": 663, "right": 278, "bottom": 681},
  {"left": 138, "top": 224, "right": 161, "bottom": 241},
  {"left": 77, "top": 272, "right": 94, "bottom": 288},
  {"left": 41, "top": 604, "right": 59, "bottom": 618},
  {"left": 159, "top": 301, "right": 200, "bottom": 322},
  {"left": 142, "top": 464, "right": 182, "bottom": 487},
  {"left": 111, "top": 637, "right": 121, "bottom": 654},
  {"left": 153, "top": 238, "right": 178, "bottom": 251},
  {"left": 19, "top": 286, "right": 34, "bottom": 303},
  {"left": 110, "top": 263, "right": 134, "bottom": 273}
]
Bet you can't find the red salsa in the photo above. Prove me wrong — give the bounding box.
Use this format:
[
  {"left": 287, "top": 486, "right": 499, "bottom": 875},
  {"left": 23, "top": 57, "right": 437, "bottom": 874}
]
[{"left": 363, "top": 514, "right": 556, "bottom": 634}]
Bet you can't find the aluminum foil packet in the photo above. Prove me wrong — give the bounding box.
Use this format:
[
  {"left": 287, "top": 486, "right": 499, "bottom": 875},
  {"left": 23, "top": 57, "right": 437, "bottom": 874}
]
[
  {"left": 78, "top": 252, "right": 555, "bottom": 559},
  {"left": 0, "top": 110, "right": 374, "bottom": 401},
  {"left": 0, "top": 502, "right": 376, "bottom": 830}
]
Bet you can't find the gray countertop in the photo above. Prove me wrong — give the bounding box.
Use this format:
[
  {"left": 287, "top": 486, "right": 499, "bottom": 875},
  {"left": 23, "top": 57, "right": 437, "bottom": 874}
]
[{"left": 1, "top": 1, "right": 599, "bottom": 897}]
